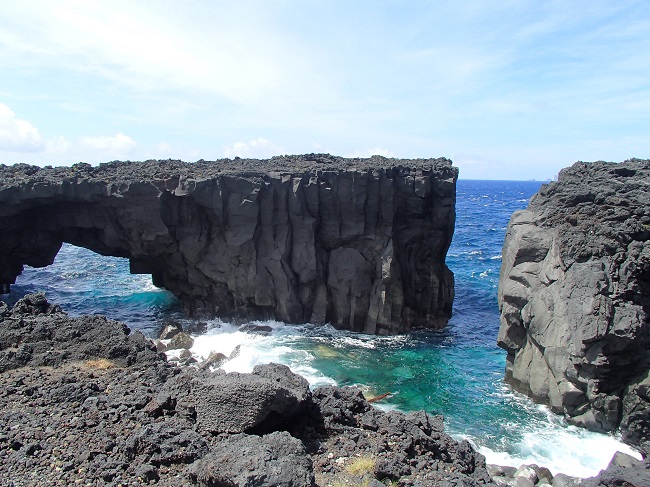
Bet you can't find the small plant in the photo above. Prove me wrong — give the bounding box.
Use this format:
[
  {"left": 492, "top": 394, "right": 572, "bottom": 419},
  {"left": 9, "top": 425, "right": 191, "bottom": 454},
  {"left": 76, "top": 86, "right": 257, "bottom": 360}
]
[
  {"left": 345, "top": 456, "right": 376, "bottom": 475},
  {"left": 84, "top": 358, "right": 114, "bottom": 370}
]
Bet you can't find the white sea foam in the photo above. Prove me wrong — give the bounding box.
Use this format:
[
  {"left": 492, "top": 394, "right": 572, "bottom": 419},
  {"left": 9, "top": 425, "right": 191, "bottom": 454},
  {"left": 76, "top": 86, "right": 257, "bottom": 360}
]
[
  {"left": 187, "top": 320, "right": 337, "bottom": 386},
  {"left": 477, "top": 427, "right": 640, "bottom": 478},
  {"left": 459, "top": 398, "right": 643, "bottom": 478},
  {"left": 139, "top": 279, "right": 164, "bottom": 293},
  {"left": 179, "top": 321, "right": 641, "bottom": 479}
]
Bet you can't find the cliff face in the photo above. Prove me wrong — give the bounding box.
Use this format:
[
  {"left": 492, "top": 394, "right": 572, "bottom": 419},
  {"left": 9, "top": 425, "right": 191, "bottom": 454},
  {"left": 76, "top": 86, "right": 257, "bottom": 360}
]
[
  {"left": 497, "top": 159, "right": 650, "bottom": 452},
  {"left": 0, "top": 154, "right": 457, "bottom": 334}
]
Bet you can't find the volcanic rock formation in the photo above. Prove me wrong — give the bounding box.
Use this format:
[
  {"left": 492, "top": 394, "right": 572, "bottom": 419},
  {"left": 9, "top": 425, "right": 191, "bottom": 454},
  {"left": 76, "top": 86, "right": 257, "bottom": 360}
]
[
  {"left": 0, "top": 155, "right": 457, "bottom": 334},
  {"left": 497, "top": 159, "right": 650, "bottom": 453},
  {"left": 0, "top": 293, "right": 497, "bottom": 486}
]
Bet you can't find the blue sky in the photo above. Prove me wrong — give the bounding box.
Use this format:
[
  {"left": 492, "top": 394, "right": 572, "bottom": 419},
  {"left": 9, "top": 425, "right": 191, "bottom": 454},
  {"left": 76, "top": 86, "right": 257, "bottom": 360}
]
[{"left": 1, "top": 0, "right": 648, "bottom": 179}]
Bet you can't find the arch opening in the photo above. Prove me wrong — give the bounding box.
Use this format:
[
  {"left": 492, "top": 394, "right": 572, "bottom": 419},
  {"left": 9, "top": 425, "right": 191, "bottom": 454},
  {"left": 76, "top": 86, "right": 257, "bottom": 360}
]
[{"left": 2, "top": 243, "right": 181, "bottom": 336}]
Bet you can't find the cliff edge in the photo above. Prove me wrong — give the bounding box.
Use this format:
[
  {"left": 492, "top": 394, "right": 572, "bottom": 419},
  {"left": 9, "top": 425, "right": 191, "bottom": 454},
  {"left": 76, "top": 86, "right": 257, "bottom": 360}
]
[
  {"left": 0, "top": 155, "right": 457, "bottom": 334},
  {"left": 498, "top": 159, "right": 650, "bottom": 453}
]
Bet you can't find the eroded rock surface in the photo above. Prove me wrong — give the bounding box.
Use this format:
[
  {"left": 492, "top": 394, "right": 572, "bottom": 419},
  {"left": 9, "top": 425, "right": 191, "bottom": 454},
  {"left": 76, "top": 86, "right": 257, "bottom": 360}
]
[
  {"left": 0, "top": 155, "right": 457, "bottom": 334},
  {"left": 497, "top": 159, "right": 650, "bottom": 453},
  {"left": 0, "top": 293, "right": 496, "bottom": 486}
]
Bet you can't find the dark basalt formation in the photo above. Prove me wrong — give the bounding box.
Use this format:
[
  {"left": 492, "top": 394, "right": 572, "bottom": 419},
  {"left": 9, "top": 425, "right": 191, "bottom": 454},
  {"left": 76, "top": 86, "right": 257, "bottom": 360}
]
[
  {"left": 0, "top": 293, "right": 497, "bottom": 486},
  {"left": 497, "top": 159, "right": 650, "bottom": 453},
  {"left": 0, "top": 155, "right": 457, "bottom": 334}
]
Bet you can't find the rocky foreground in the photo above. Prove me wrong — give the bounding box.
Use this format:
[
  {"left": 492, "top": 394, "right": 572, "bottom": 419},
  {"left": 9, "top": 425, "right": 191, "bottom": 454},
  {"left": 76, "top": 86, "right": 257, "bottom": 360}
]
[
  {"left": 0, "top": 155, "right": 457, "bottom": 334},
  {"left": 497, "top": 159, "right": 650, "bottom": 454},
  {"left": 2, "top": 293, "right": 649, "bottom": 487}
]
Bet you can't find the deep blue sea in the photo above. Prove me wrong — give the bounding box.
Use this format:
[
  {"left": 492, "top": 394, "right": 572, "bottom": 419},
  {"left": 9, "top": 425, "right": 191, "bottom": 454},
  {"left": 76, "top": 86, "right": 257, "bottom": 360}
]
[{"left": 2, "top": 180, "right": 638, "bottom": 477}]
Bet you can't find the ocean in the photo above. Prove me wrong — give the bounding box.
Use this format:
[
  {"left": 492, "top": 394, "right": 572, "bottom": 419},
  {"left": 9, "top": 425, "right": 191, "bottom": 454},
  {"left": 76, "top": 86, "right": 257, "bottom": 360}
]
[{"left": 2, "top": 179, "right": 639, "bottom": 478}]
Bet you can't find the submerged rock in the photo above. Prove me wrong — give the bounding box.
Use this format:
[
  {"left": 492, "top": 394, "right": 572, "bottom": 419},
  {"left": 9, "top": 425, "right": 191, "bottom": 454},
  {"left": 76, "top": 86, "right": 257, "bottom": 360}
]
[
  {"left": 497, "top": 159, "right": 650, "bottom": 452},
  {"left": 0, "top": 155, "right": 457, "bottom": 334}
]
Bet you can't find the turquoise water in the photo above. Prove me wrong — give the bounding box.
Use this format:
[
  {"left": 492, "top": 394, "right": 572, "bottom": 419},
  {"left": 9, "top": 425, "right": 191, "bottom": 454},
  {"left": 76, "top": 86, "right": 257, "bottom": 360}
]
[{"left": 4, "top": 180, "right": 638, "bottom": 477}]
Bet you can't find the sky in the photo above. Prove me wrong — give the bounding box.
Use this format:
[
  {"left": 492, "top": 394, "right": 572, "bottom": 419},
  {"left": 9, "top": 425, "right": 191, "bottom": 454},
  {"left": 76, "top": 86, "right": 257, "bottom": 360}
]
[{"left": 1, "top": 1, "right": 649, "bottom": 180}]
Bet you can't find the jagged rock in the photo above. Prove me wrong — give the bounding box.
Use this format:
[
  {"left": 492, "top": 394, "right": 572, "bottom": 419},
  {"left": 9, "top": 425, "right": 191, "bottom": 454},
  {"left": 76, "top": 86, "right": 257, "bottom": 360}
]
[
  {"left": 0, "top": 155, "right": 457, "bottom": 334},
  {"left": 0, "top": 294, "right": 499, "bottom": 486},
  {"left": 312, "top": 385, "right": 372, "bottom": 428},
  {"left": 188, "top": 432, "right": 315, "bottom": 487},
  {"left": 161, "top": 363, "right": 311, "bottom": 434},
  {"left": 582, "top": 451, "right": 650, "bottom": 487},
  {"left": 240, "top": 323, "right": 274, "bottom": 335},
  {"left": 552, "top": 473, "right": 584, "bottom": 487},
  {"left": 621, "top": 370, "right": 650, "bottom": 457},
  {"left": 200, "top": 351, "right": 228, "bottom": 369},
  {"left": 497, "top": 159, "right": 650, "bottom": 448},
  {"left": 0, "top": 292, "right": 159, "bottom": 372},
  {"left": 229, "top": 344, "right": 241, "bottom": 359},
  {"left": 166, "top": 331, "right": 194, "bottom": 351},
  {"left": 9, "top": 291, "right": 61, "bottom": 316},
  {"left": 158, "top": 322, "right": 182, "bottom": 340},
  {"left": 125, "top": 418, "right": 209, "bottom": 465}
]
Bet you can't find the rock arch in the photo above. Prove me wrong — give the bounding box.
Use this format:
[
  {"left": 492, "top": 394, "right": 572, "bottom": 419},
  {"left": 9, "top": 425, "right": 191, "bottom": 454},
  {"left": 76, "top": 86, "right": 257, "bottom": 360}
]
[{"left": 0, "top": 155, "right": 457, "bottom": 334}]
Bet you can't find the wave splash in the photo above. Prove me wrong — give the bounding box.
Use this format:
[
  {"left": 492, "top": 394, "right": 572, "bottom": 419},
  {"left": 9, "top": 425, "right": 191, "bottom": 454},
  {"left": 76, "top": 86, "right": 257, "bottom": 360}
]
[{"left": 177, "top": 320, "right": 639, "bottom": 478}]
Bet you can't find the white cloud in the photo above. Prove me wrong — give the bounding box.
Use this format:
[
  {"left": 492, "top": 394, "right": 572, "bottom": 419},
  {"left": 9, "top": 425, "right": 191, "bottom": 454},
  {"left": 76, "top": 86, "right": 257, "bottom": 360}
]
[
  {"left": 0, "top": 1, "right": 327, "bottom": 108},
  {"left": 45, "top": 135, "right": 71, "bottom": 154},
  {"left": 81, "top": 133, "right": 136, "bottom": 153},
  {"left": 156, "top": 142, "right": 172, "bottom": 154},
  {"left": 347, "top": 147, "right": 395, "bottom": 158},
  {"left": 0, "top": 103, "right": 45, "bottom": 152},
  {"left": 223, "top": 137, "right": 283, "bottom": 159},
  {"left": 1, "top": 2, "right": 649, "bottom": 178}
]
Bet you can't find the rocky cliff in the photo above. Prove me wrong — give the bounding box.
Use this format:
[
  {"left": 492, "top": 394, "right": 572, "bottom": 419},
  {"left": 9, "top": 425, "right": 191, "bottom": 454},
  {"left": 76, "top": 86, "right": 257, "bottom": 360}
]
[
  {"left": 0, "top": 155, "right": 457, "bottom": 334},
  {"left": 497, "top": 159, "right": 650, "bottom": 453}
]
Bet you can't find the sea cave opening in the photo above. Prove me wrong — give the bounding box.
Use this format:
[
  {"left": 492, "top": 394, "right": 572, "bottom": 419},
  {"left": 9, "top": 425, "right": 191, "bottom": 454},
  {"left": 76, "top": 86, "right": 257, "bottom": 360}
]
[{"left": 2, "top": 243, "right": 181, "bottom": 336}]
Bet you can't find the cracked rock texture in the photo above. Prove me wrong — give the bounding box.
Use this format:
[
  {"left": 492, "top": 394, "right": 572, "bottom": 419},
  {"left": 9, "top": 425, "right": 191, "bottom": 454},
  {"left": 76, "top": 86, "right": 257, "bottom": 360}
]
[
  {"left": 0, "top": 293, "right": 497, "bottom": 486},
  {"left": 497, "top": 159, "right": 650, "bottom": 453},
  {"left": 0, "top": 154, "right": 457, "bottom": 334}
]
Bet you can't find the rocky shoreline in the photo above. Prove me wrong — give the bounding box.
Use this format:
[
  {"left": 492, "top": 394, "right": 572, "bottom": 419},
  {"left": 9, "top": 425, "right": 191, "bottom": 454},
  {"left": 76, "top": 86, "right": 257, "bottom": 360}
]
[{"left": 2, "top": 293, "right": 649, "bottom": 486}]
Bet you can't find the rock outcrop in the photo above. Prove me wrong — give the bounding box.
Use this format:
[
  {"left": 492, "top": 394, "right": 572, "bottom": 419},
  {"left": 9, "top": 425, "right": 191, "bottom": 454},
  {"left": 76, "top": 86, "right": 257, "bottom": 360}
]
[
  {"left": 0, "top": 293, "right": 497, "bottom": 486},
  {"left": 497, "top": 159, "right": 650, "bottom": 453},
  {"left": 0, "top": 155, "right": 457, "bottom": 334}
]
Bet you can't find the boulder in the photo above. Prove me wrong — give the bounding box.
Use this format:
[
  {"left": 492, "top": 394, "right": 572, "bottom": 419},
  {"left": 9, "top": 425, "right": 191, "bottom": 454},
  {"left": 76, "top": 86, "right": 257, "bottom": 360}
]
[
  {"left": 166, "top": 332, "right": 194, "bottom": 351},
  {"left": 582, "top": 451, "right": 650, "bottom": 487},
  {"left": 200, "top": 351, "right": 228, "bottom": 369},
  {"left": 188, "top": 431, "right": 315, "bottom": 487},
  {"left": 158, "top": 322, "right": 182, "bottom": 340},
  {"left": 162, "top": 363, "right": 311, "bottom": 434}
]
